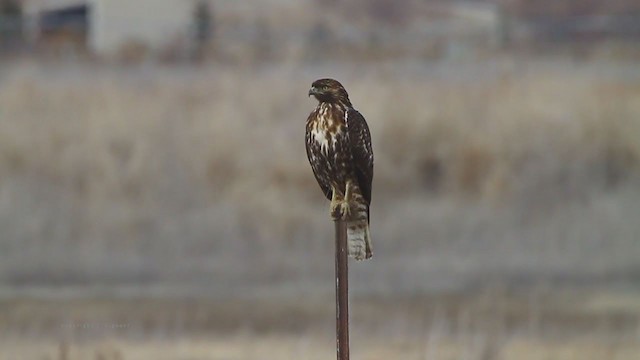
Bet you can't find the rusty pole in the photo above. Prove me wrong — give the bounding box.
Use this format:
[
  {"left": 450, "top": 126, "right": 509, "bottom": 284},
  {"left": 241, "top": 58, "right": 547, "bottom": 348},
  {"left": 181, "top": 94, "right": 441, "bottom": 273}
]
[{"left": 335, "top": 219, "right": 350, "bottom": 360}]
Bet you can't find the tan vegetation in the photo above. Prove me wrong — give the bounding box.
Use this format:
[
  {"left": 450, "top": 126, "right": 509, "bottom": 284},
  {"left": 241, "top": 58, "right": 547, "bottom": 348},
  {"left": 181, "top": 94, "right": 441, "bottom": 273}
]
[
  {"left": 2, "top": 289, "right": 640, "bottom": 359},
  {"left": 1, "top": 59, "right": 638, "bottom": 289},
  {"left": 3, "top": 335, "right": 639, "bottom": 360},
  {"left": 1, "top": 57, "right": 639, "bottom": 358}
]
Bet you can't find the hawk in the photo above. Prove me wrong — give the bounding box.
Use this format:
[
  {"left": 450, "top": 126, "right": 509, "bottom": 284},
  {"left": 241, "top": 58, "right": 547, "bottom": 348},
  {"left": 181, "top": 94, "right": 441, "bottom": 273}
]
[{"left": 305, "top": 79, "right": 374, "bottom": 260}]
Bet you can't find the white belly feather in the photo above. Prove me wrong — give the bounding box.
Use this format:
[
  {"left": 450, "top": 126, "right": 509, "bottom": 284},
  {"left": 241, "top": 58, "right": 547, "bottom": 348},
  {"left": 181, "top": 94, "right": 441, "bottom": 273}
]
[{"left": 311, "top": 113, "right": 340, "bottom": 154}]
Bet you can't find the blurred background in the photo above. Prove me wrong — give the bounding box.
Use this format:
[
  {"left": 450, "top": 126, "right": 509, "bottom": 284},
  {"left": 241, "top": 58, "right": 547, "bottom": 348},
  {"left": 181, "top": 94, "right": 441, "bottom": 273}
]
[{"left": 1, "top": 0, "right": 640, "bottom": 359}]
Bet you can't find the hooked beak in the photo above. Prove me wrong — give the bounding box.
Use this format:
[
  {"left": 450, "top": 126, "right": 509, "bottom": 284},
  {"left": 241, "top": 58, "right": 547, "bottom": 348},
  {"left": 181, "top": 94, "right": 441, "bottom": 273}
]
[{"left": 308, "top": 87, "right": 319, "bottom": 97}]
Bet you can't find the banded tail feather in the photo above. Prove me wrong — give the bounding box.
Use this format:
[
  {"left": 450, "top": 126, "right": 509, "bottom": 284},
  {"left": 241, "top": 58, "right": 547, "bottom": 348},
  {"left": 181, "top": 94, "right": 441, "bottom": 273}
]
[{"left": 347, "top": 219, "right": 372, "bottom": 260}]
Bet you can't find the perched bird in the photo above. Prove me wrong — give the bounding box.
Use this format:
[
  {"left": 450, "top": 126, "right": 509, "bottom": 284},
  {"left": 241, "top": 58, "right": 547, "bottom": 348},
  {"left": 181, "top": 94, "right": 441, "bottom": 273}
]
[{"left": 305, "top": 78, "right": 374, "bottom": 260}]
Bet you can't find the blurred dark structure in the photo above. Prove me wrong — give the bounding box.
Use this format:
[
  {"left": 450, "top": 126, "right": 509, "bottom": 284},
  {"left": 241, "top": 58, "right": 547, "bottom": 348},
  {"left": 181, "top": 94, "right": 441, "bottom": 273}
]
[
  {"left": 502, "top": 0, "right": 640, "bottom": 44},
  {"left": 193, "top": 0, "right": 213, "bottom": 47},
  {"left": 5, "top": 0, "right": 196, "bottom": 60},
  {"left": 191, "top": 0, "right": 214, "bottom": 61},
  {"left": 2, "top": 1, "right": 640, "bottom": 61},
  {"left": 0, "top": 0, "right": 23, "bottom": 52},
  {"left": 36, "top": 3, "right": 89, "bottom": 54}
]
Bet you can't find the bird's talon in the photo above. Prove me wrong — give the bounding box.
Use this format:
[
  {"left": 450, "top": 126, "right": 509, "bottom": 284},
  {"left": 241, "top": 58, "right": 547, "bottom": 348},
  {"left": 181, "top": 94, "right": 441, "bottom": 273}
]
[
  {"left": 339, "top": 200, "right": 351, "bottom": 220},
  {"left": 330, "top": 203, "right": 342, "bottom": 220},
  {"left": 330, "top": 200, "right": 351, "bottom": 220}
]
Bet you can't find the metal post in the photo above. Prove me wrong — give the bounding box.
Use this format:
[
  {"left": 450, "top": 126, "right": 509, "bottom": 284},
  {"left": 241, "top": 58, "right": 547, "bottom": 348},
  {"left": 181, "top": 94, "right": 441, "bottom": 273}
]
[{"left": 335, "top": 219, "right": 350, "bottom": 360}]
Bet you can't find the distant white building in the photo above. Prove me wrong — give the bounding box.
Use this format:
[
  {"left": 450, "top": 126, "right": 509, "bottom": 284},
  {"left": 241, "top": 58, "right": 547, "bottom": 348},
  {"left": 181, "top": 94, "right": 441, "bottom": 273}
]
[{"left": 23, "top": 0, "right": 198, "bottom": 55}]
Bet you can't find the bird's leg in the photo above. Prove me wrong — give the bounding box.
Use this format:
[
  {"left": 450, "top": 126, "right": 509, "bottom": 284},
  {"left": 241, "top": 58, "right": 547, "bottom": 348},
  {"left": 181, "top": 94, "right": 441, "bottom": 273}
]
[
  {"left": 330, "top": 181, "right": 354, "bottom": 220},
  {"left": 339, "top": 180, "right": 353, "bottom": 220},
  {"left": 330, "top": 186, "right": 344, "bottom": 220}
]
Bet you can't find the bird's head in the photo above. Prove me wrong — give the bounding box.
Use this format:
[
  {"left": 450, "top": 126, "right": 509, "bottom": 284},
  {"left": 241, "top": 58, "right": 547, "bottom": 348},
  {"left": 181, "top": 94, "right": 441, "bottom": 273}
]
[{"left": 308, "top": 78, "right": 351, "bottom": 106}]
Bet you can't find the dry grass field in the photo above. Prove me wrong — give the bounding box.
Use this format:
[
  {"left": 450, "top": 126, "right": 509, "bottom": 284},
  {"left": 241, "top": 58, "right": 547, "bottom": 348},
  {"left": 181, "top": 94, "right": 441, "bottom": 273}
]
[
  {"left": 1, "top": 56, "right": 639, "bottom": 359},
  {"left": 1, "top": 59, "right": 638, "bottom": 289},
  {"left": 1, "top": 290, "right": 640, "bottom": 359}
]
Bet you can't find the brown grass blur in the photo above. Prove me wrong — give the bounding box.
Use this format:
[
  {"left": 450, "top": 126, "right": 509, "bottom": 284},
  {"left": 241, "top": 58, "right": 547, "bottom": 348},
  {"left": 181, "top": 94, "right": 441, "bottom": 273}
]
[
  {"left": 1, "top": 59, "right": 639, "bottom": 287},
  {"left": 1, "top": 57, "right": 639, "bottom": 358}
]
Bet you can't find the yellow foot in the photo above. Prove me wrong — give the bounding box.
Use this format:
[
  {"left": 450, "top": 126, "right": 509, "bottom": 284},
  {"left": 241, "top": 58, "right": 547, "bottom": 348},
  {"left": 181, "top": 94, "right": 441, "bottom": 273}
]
[
  {"left": 330, "top": 199, "right": 351, "bottom": 220},
  {"left": 329, "top": 202, "right": 341, "bottom": 220},
  {"left": 330, "top": 181, "right": 353, "bottom": 220},
  {"left": 339, "top": 200, "right": 351, "bottom": 220}
]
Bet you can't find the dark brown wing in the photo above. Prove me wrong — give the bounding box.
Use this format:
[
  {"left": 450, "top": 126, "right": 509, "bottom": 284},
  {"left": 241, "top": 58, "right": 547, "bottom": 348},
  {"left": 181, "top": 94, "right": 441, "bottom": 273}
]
[
  {"left": 305, "top": 115, "right": 333, "bottom": 201},
  {"left": 346, "top": 108, "right": 373, "bottom": 206}
]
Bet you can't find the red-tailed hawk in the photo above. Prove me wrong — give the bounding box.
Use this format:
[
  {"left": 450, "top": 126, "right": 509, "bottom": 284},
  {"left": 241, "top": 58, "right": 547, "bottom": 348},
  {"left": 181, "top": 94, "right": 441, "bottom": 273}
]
[{"left": 305, "top": 79, "right": 373, "bottom": 260}]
